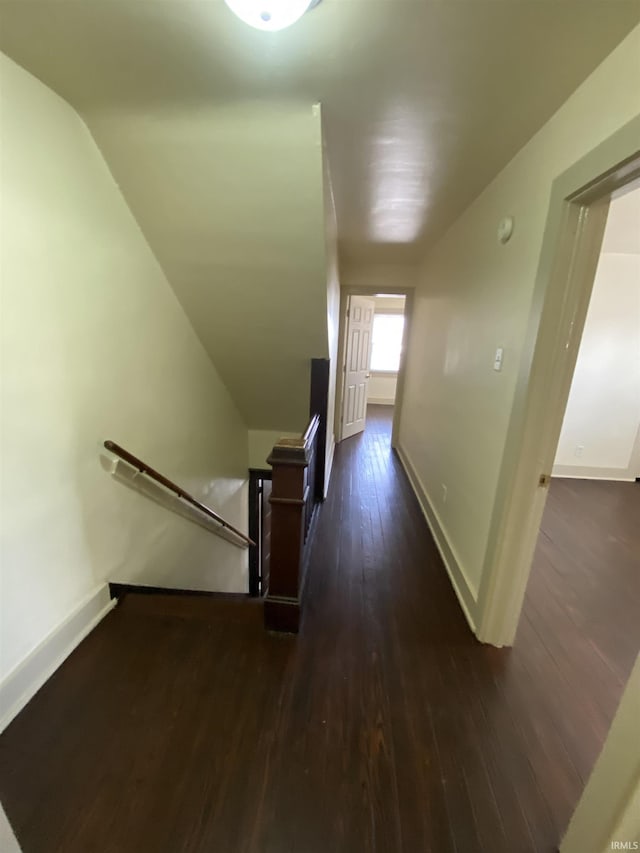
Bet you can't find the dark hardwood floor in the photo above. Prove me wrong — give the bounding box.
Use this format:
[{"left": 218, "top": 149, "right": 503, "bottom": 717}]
[{"left": 1, "top": 405, "right": 638, "bottom": 852}]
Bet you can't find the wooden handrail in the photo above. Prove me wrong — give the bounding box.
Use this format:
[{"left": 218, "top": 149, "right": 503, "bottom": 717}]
[{"left": 103, "top": 440, "right": 256, "bottom": 547}]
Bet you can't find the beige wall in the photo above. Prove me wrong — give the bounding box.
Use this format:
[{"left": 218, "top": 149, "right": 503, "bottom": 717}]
[
  {"left": 340, "top": 262, "right": 417, "bottom": 293},
  {"left": 248, "top": 429, "right": 298, "bottom": 470},
  {"left": 398, "top": 25, "right": 640, "bottom": 608},
  {"left": 0, "top": 54, "right": 249, "bottom": 681},
  {"left": 246, "top": 134, "right": 340, "bottom": 485},
  {"left": 87, "top": 103, "right": 330, "bottom": 434},
  {"left": 367, "top": 374, "right": 398, "bottom": 405},
  {"left": 0, "top": 804, "right": 21, "bottom": 853},
  {"left": 554, "top": 252, "right": 640, "bottom": 480}
]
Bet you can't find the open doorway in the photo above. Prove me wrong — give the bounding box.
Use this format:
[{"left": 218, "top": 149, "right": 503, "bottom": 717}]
[
  {"left": 552, "top": 187, "right": 640, "bottom": 484},
  {"left": 368, "top": 295, "right": 406, "bottom": 407},
  {"left": 519, "top": 184, "right": 640, "bottom": 853},
  {"left": 469, "top": 130, "right": 640, "bottom": 847},
  {"left": 337, "top": 291, "right": 410, "bottom": 447},
  {"left": 477, "top": 131, "right": 640, "bottom": 650}
]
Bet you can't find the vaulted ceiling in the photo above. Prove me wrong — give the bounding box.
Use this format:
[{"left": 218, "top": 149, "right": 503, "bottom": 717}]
[{"left": 1, "top": 0, "right": 638, "bottom": 268}]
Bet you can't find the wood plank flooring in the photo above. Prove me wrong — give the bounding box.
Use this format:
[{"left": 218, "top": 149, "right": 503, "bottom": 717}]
[{"left": 1, "top": 405, "right": 638, "bottom": 852}]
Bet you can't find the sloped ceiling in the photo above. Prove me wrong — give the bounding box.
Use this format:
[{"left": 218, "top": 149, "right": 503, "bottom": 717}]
[{"left": 89, "top": 103, "right": 329, "bottom": 430}]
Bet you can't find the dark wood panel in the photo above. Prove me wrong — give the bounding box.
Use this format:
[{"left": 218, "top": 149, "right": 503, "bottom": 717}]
[
  {"left": 108, "top": 583, "right": 249, "bottom": 601},
  {"left": 261, "top": 478, "right": 272, "bottom": 596},
  {"left": 263, "top": 415, "right": 320, "bottom": 632},
  {"left": 1, "top": 406, "right": 638, "bottom": 852},
  {"left": 248, "top": 470, "right": 261, "bottom": 597},
  {"left": 309, "top": 357, "right": 330, "bottom": 502},
  {"left": 248, "top": 469, "right": 272, "bottom": 598}
]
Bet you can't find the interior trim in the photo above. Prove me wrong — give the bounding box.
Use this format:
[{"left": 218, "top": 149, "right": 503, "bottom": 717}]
[
  {"left": 395, "top": 444, "right": 478, "bottom": 634},
  {"left": 0, "top": 584, "right": 116, "bottom": 734}
]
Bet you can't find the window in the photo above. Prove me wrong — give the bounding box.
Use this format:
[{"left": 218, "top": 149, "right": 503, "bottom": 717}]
[{"left": 370, "top": 314, "right": 404, "bottom": 372}]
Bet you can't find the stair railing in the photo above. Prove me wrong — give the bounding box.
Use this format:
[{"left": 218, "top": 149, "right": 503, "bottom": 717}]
[
  {"left": 263, "top": 412, "right": 323, "bottom": 632},
  {"left": 103, "top": 440, "right": 256, "bottom": 547}
]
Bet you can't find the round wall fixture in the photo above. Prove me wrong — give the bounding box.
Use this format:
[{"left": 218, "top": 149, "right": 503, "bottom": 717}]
[
  {"left": 224, "top": 0, "right": 317, "bottom": 31},
  {"left": 497, "top": 216, "right": 515, "bottom": 244}
]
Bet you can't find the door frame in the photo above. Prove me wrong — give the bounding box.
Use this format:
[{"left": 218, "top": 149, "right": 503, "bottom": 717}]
[
  {"left": 560, "top": 653, "right": 640, "bottom": 853},
  {"left": 335, "top": 286, "right": 414, "bottom": 447},
  {"left": 476, "top": 115, "right": 640, "bottom": 647}
]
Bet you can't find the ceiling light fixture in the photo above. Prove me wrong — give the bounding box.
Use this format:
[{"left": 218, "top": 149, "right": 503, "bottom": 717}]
[{"left": 224, "top": 0, "right": 319, "bottom": 32}]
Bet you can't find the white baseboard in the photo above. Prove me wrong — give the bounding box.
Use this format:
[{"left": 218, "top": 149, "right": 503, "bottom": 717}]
[
  {"left": 552, "top": 463, "right": 637, "bottom": 482},
  {"left": 367, "top": 398, "right": 395, "bottom": 406},
  {"left": 0, "top": 584, "right": 116, "bottom": 734},
  {"left": 0, "top": 804, "right": 22, "bottom": 853},
  {"left": 396, "top": 444, "right": 478, "bottom": 633}
]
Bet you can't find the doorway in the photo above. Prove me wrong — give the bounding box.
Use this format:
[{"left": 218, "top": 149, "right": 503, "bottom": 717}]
[
  {"left": 476, "top": 122, "right": 640, "bottom": 650},
  {"left": 336, "top": 289, "right": 412, "bottom": 447},
  {"left": 368, "top": 294, "right": 406, "bottom": 408},
  {"left": 522, "top": 186, "right": 640, "bottom": 853},
  {"left": 473, "top": 126, "right": 640, "bottom": 849},
  {"left": 552, "top": 186, "right": 640, "bottom": 483}
]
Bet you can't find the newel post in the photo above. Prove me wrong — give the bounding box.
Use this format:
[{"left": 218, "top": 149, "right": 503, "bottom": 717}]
[{"left": 263, "top": 437, "right": 311, "bottom": 633}]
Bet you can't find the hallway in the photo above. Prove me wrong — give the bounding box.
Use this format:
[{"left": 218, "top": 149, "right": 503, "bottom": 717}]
[{"left": 0, "top": 406, "right": 638, "bottom": 852}]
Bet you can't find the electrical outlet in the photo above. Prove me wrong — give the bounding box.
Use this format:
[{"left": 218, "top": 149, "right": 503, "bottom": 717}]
[
  {"left": 441, "top": 484, "right": 447, "bottom": 503},
  {"left": 575, "top": 445, "right": 584, "bottom": 458}
]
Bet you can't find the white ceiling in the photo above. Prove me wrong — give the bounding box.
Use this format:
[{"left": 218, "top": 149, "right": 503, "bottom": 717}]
[{"left": 1, "top": 0, "right": 639, "bottom": 268}]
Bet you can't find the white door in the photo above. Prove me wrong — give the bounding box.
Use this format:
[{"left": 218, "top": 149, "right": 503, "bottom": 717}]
[{"left": 341, "top": 295, "right": 375, "bottom": 440}]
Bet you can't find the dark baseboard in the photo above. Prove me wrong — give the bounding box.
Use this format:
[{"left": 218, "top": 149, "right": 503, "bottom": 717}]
[
  {"left": 264, "top": 595, "right": 300, "bottom": 634},
  {"left": 108, "top": 583, "right": 249, "bottom": 601},
  {"left": 309, "top": 358, "right": 330, "bottom": 502}
]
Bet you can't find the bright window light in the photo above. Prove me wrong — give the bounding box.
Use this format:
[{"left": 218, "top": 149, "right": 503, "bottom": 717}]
[
  {"left": 371, "top": 314, "right": 404, "bottom": 372},
  {"left": 224, "top": 0, "right": 313, "bottom": 31}
]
